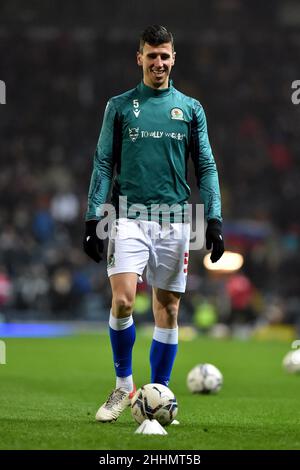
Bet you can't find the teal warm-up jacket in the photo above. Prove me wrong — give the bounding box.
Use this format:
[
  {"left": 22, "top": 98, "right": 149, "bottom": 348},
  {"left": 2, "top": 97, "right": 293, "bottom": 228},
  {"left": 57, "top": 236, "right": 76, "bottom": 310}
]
[{"left": 86, "top": 80, "right": 222, "bottom": 222}]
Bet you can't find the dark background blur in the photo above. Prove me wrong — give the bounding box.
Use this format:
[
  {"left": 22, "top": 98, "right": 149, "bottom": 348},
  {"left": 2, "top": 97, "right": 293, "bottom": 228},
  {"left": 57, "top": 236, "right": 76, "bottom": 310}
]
[{"left": 0, "top": 0, "right": 300, "bottom": 337}]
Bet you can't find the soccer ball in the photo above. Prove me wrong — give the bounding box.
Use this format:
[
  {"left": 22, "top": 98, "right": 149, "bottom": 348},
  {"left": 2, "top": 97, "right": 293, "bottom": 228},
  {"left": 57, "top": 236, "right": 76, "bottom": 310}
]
[
  {"left": 131, "top": 383, "right": 178, "bottom": 426},
  {"left": 187, "top": 363, "right": 223, "bottom": 394},
  {"left": 282, "top": 349, "right": 300, "bottom": 373}
]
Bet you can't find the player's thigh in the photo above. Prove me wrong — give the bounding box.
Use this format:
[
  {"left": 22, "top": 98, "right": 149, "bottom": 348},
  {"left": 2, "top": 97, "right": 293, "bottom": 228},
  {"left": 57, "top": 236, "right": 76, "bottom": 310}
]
[
  {"left": 107, "top": 218, "right": 149, "bottom": 278},
  {"left": 147, "top": 223, "right": 190, "bottom": 293}
]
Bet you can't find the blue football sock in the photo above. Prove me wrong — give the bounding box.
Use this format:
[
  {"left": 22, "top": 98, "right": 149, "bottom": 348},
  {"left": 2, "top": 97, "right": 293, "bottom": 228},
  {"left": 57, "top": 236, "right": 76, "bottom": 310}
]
[
  {"left": 109, "top": 311, "right": 136, "bottom": 383},
  {"left": 150, "top": 326, "right": 178, "bottom": 386}
]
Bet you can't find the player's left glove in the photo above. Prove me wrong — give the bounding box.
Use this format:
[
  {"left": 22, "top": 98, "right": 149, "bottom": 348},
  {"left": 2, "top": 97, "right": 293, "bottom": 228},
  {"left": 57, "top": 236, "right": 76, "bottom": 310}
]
[{"left": 206, "top": 219, "right": 224, "bottom": 263}]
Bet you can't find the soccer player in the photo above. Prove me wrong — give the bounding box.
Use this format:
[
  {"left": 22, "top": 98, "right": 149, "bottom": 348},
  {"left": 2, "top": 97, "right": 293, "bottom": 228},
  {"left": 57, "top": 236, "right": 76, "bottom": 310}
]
[{"left": 83, "top": 25, "right": 224, "bottom": 422}]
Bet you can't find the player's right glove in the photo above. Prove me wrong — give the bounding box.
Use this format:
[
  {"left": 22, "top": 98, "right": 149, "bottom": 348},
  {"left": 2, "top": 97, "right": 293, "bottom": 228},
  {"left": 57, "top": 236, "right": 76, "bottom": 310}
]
[{"left": 83, "top": 220, "right": 104, "bottom": 263}]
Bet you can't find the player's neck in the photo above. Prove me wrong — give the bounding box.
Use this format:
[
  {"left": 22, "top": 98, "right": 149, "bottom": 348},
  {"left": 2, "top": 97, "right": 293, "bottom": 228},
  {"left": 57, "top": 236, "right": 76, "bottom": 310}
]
[
  {"left": 142, "top": 78, "right": 170, "bottom": 90},
  {"left": 140, "top": 80, "right": 173, "bottom": 97}
]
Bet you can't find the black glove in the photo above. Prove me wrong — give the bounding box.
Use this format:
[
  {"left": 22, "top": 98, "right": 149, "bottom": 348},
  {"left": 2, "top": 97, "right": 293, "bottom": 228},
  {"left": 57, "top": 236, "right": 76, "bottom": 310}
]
[
  {"left": 206, "top": 219, "right": 224, "bottom": 263},
  {"left": 83, "top": 220, "right": 104, "bottom": 263}
]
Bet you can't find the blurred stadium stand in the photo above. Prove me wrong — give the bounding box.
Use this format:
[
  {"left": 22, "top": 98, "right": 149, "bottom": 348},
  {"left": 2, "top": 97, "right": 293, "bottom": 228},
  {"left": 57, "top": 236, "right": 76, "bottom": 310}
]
[{"left": 0, "top": 0, "right": 300, "bottom": 335}]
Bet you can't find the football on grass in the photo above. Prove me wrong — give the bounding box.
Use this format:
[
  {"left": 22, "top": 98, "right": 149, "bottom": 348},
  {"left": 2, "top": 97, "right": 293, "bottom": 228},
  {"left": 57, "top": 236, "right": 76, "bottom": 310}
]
[
  {"left": 131, "top": 383, "right": 178, "bottom": 426},
  {"left": 282, "top": 349, "right": 300, "bottom": 373},
  {"left": 187, "top": 363, "right": 223, "bottom": 394}
]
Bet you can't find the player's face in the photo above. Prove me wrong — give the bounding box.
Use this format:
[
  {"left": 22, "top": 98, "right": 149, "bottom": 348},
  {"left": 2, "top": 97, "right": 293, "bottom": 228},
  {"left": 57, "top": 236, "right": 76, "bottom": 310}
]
[{"left": 137, "top": 42, "right": 175, "bottom": 89}]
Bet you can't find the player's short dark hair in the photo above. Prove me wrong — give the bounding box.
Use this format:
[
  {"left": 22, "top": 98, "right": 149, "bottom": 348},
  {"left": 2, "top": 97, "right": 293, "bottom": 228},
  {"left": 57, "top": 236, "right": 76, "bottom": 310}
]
[{"left": 139, "top": 25, "right": 174, "bottom": 52}]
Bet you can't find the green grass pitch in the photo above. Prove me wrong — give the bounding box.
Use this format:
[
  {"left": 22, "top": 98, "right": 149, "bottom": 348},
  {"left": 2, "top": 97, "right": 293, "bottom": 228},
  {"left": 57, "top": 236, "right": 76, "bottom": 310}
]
[{"left": 1, "top": 332, "right": 300, "bottom": 450}]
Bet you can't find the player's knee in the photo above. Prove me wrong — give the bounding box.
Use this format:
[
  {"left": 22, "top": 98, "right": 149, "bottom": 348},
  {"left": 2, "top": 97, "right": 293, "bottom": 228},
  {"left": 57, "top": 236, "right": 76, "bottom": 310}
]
[{"left": 113, "top": 295, "right": 135, "bottom": 317}]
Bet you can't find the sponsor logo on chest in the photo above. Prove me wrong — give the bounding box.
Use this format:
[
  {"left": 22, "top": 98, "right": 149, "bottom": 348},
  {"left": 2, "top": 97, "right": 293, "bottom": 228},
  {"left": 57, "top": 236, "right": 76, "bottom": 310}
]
[{"left": 129, "top": 128, "right": 185, "bottom": 142}]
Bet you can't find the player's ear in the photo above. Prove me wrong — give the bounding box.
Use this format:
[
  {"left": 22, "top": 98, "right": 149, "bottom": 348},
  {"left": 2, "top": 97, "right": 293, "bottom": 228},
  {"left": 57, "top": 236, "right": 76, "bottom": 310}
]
[
  {"left": 137, "top": 51, "right": 143, "bottom": 66},
  {"left": 171, "top": 51, "right": 176, "bottom": 66}
]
